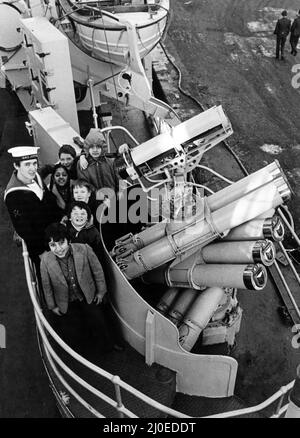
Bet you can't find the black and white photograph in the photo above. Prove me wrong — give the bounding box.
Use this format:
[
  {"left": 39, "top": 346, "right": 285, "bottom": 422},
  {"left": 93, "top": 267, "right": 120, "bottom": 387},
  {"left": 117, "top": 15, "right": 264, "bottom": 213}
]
[{"left": 0, "top": 0, "right": 300, "bottom": 422}]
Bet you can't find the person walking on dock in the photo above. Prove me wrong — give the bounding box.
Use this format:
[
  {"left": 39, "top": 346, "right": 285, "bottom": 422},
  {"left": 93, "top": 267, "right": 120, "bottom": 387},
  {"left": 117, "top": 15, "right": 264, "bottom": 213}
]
[
  {"left": 290, "top": 10, "right": 300, "bottom": 56},
  {"left": 274, "top": 10, "right": 291, "bottom": 60}
]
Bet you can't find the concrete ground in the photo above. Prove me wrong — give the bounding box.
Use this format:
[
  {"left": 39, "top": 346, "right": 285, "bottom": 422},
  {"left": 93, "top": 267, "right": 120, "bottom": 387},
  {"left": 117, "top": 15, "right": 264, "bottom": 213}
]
[{"left": 165, "top": 0, "right": 300, "bottom": 225}]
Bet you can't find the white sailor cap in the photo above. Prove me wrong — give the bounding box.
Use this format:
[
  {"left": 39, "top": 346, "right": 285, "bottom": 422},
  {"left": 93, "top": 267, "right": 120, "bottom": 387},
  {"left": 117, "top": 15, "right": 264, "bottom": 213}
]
[{"left": 8, "top": 146, "right": 40, "bottom": 161}]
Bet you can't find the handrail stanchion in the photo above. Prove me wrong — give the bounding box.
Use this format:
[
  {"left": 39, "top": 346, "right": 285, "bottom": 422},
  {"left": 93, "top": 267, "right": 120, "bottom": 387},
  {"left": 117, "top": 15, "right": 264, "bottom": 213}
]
[
  {"left": 203, "top": 382, "right": 294, "bottom": 418},
  {"left": 35, "top": 308, "right": 137, "bottom": 417},
  {"left": 87, "top": 77, "right": 98, "bottom": 129},
  {"left": 279, "top": 241, "right": 300, "bottom": 288},
  {"left": 112, "top": 375, "right": 125, "bottom": 418},
  {"left": 272, "top": 403, "right": 288, "bottom": 418},
  {"left": 273, "top": 393, "right": 285, "bottom": 418},
  {"left": 278, "top": 207, "right": 300, "bottom": 246},
  {"left": 285, "top": 366, "right": 300, "bottom": 418}
]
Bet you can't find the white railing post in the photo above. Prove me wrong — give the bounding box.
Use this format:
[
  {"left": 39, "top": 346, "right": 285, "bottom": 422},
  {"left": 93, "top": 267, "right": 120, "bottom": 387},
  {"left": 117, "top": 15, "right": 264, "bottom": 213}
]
[
  {"left": 273, "top": 393, "right": 285, "bottom": 418},
  {"left": 145, "top": 310, "right": 155, "bottom": 365},
  {"left": 111, "top": 375, "right": 125, "bottom": 418},
  {"left": 87, "top": 77, "right": 99, "bottom": 129}
]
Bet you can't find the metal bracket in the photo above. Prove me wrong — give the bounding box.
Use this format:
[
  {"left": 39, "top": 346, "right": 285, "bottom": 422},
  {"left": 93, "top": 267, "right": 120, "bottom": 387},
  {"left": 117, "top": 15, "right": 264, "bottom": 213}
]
[{"left": 145, "top": 310, "right": 155, "bottom": 365}]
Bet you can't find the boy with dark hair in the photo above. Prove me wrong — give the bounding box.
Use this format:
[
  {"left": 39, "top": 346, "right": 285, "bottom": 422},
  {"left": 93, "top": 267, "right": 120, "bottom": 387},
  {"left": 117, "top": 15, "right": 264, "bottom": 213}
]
[
  {"left": 41, "top": 222, "right": 113, "bottom": 353},
  {"left": 72, "top": 179, "right": 94, "bottom": 203},
  {"left": 65, "top": 201, "right": 102, "bottom": 259},
  {"left": 58, "top": 144, "right": 78, "bottom": 178},
  {"left": 72, "top": 178, "right": 99, "bottom": 221},
  {"left": 40, "top": 143, "right": 79, "bottom": 181}
]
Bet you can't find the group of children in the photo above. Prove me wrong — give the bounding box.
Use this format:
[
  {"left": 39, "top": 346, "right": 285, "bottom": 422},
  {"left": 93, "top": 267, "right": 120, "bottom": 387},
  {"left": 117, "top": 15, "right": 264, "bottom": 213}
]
[{"left": 4, "top": 128, "right": 123, "bottom": 355}]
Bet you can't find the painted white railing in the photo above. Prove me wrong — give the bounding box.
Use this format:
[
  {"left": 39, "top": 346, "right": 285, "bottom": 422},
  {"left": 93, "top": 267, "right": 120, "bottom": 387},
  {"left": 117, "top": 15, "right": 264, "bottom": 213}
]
[
  {"left": 22, "top": 240, "right": 294, "bottom": 418},
  {"left": 202, "top": 382, "right": 294, "bottom": 418}
]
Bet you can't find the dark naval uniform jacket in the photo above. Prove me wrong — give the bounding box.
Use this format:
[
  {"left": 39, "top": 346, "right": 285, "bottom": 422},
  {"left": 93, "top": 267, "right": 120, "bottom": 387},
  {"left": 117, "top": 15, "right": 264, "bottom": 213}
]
[{"left": 4, "top": 171, "right": 61, "bottom": 257}]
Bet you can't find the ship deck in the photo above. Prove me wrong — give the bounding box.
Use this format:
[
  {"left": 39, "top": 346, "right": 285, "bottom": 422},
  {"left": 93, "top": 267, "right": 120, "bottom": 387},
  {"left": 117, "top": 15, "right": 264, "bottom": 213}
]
[
  {"left": 1, "top": 0, "right": 300, "bottom": 417},
  {"left": 0, "top": 87, "right": 298, "bottom": 418}
]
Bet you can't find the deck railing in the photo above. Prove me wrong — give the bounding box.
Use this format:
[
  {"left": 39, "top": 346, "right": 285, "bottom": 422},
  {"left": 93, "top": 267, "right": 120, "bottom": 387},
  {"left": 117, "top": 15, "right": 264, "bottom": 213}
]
[{"left": 22, "top": 240, "right": 295, "bottom": 418}]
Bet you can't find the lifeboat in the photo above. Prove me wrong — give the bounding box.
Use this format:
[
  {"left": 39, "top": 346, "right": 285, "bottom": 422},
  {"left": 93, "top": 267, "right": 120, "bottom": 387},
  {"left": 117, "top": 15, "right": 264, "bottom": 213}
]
[{"left": 56, "top": 0, "right": 170, "bottom": 66}]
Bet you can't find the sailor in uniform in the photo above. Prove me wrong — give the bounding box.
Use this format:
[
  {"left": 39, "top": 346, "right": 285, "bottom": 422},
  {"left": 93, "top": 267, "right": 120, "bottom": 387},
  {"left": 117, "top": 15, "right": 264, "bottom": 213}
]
[{"left": 4, "top": 146, "right": 61, "bottom": 266}]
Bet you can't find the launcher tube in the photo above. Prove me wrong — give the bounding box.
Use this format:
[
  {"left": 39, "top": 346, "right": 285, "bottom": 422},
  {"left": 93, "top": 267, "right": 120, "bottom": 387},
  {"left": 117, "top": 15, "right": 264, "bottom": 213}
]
[
  {"left": 256, "top": 208, "right": 275, "bottom": 219},
  {"left": 114, "top": 163, "right": 282, "bottom": 254},
  {"left": 178, "top": 287, "right": 225, "bottom": 351},
  {"left": 207, "top": 162, "right": 280, "bottom": 212},
  {"left": 156, "top": 287, "right": 180, "bottom": 315},
  {"left": 202, "top": 240, "right": 276, "bottom": 266},
  {"left": 211, "top": 179, "right": 287, "bottom": 235},
  {"left": 223, "top": 216, "right": 284, "bottom": 241},
  {"left": 145, "top": 263, "right": 267, "bottom": 290},
  {"left": 174, "top": 179, "right": 286, "bottom": 249},
  {"left": 117, "top": 178, "right": 289, "bottom": 279},
  {"left": 113, "top": 220, "right": 167, "bottom": 257},
  {"left": 190, "top": 264, "right": 267, "bottom": 290},
  {"left": 167, "top": 288, "right": 198, "bottom": 326}
]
